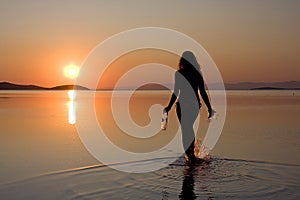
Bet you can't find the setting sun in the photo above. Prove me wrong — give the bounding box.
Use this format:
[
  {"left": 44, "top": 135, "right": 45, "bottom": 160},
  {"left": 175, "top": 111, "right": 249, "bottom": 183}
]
[{"left": 64, "top": 64, "right": 80, "bottom": 79}]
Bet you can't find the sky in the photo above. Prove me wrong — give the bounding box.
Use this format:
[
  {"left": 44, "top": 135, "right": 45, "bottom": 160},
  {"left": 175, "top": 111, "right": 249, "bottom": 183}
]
[{"left": 0, "top": 0, "right": 299, "bottom": 88}]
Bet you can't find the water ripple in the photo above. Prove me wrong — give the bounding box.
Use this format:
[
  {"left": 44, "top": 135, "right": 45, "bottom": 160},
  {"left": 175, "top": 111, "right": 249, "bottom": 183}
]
[{"left": 0, "top": 157, "right": 299, "bottom": 200}]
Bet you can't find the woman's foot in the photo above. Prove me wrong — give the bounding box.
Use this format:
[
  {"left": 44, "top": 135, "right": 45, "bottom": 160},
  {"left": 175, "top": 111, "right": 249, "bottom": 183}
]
[{"left": 185, "top": 154, "right": 196, "bottom": 163}]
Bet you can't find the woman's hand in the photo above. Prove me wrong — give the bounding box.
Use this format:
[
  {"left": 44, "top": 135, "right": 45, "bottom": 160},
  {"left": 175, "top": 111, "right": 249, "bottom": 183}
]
[
  {"left": 164, "top": 106, "right": 171, "bottom": 113},
  {"left": 208, "top": 108, "right": 216, "bottom": 119}
]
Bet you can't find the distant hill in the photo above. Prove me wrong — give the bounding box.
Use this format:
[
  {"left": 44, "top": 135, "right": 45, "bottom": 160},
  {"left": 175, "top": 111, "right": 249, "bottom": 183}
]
[
  {"left": 251, "top": 87, "right": 287, "bottom": 90},
  {"left": 137, "top": 83, "right": 170, "bottom": 90},
  {"left": 0, "top": 82, "right": 47, "bottom": 90},
  {"left": 50, "top": 85, "right": 89, "bottom": 90},
  {"left": 224, "top": 81, "right": 300, "bottom": 90},
  {"left": 0, "top": 82, "right": 89, "bottom": 90}
]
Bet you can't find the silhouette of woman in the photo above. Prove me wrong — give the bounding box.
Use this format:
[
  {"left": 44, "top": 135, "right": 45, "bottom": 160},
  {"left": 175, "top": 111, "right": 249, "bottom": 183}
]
[{"left": 164, "top": 51, "right": 213, "bottom": 162}]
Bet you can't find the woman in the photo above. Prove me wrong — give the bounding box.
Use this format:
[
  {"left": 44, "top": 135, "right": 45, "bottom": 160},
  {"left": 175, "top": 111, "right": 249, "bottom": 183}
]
[{"left": 164, "top": 51, "right": 213, "bottom": 162}]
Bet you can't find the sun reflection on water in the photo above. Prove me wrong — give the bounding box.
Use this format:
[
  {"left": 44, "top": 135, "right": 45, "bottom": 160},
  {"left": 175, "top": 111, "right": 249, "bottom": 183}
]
[{"left": 67, "top": 90, "right": 76, "bottom": 124}]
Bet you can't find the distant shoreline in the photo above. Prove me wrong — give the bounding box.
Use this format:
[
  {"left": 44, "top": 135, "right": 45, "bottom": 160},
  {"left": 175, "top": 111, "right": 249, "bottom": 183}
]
[
  {"left": 0, "top": 81, "right": 300, "bottom": 91},
  {"left": 250, "top": 87, "right": 300, "bottom": 90},
  {"left": 0, "top": 82, "right": 89, "bottom": 91}
]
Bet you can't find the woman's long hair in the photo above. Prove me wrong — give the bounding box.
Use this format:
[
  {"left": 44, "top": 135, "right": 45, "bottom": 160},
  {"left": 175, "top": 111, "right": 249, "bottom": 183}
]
[{"left": 178, "top": 51, "right": 200, "bottom": 72}]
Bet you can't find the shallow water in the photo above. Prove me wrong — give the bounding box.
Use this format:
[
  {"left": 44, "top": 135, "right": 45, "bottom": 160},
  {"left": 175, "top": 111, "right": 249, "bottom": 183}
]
[
  {"left": 0, "top": 90, "right": 299, "bottom": 199},
  {"left": 1, "top": 157, "right": 299, "bottom": 200}
]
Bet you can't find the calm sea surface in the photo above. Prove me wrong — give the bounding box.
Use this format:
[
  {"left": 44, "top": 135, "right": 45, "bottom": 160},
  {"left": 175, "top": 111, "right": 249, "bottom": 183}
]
[{"left": 0, "top": 90, "right": 299, "bottom": 199}]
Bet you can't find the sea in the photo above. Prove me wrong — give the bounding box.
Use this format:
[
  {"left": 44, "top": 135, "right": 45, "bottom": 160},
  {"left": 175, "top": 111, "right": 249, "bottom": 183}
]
[{"left": 0, "top": 90, "right": 299, "bottom": 199}]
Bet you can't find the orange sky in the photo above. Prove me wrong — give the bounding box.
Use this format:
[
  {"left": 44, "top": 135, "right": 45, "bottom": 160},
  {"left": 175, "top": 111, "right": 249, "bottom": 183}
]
[{"left": 0, "top": 0, "right": 299, "bottom": 88}]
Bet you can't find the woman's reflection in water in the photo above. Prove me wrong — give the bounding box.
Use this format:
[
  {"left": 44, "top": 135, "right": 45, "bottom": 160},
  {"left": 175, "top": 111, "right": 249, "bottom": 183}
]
[
  {"left": 179, "top": 161, "right": 214, "bottom": 200},
  {"left": 179, "top": 164, "right": 196, "bottom": 200}
]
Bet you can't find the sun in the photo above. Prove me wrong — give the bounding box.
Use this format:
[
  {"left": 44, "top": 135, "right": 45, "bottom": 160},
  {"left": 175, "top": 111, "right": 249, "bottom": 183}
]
[{"left": 64, "top": 64, "right": 80, "bottom": 79}]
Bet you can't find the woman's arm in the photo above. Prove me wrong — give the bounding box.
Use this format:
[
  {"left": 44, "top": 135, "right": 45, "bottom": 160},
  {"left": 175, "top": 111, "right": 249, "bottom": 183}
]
[
  {"left": 164, "top": 72, "right": 180, "bottom": 113},
  {"left": 199, "top": 74, "right": 213, "bottom": 117}
]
